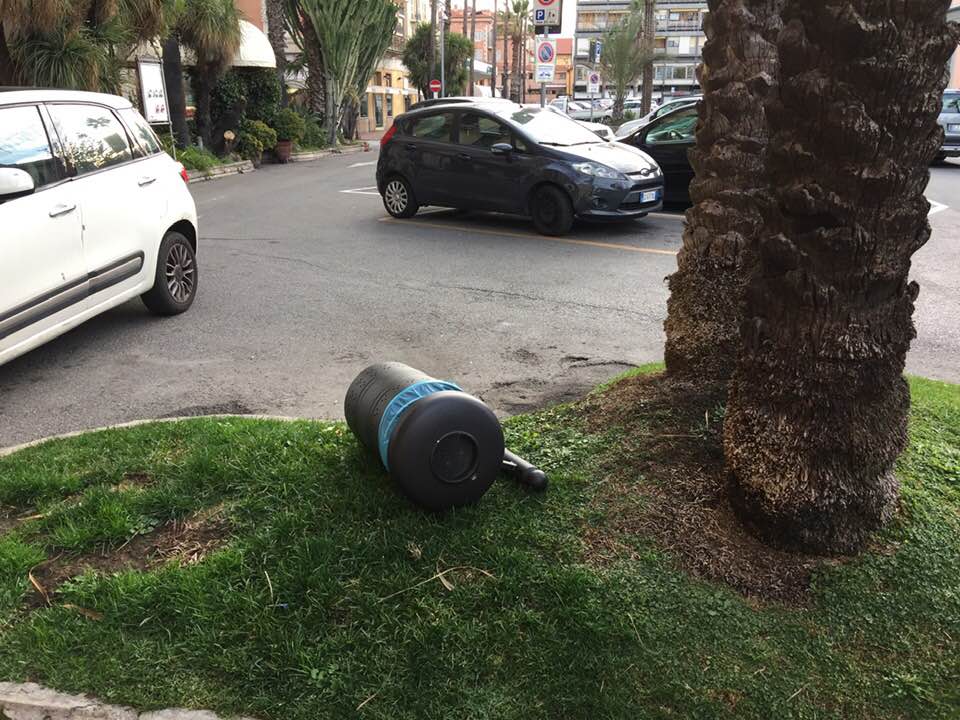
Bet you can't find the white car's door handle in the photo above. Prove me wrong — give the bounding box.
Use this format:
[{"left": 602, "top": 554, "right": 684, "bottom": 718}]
[
  {"left": 138, "top": 175, "right": 157, "bottom": 186},
  {"left": 48, "top": 203, "right": 76, "bottom": 217}
]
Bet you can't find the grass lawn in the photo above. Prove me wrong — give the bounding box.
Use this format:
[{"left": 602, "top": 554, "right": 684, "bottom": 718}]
[{"left": 0, "top": 370, "right": 957, "bottom": 719}]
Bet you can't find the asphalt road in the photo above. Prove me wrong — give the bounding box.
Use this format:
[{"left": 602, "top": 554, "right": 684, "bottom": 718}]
[{"left": 1, "top": 153, "right": 958, "bottom": 447}]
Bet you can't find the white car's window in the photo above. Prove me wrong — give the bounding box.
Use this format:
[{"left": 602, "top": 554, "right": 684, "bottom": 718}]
[
  {"left": 0, "top": 105, "right": 62, "bottom": 188},
  {"left": 48, "top": 103, "right": 133, "bottom": 175},
  {"left": 120, "top": 108, "right": 162, "bottom": 157}
]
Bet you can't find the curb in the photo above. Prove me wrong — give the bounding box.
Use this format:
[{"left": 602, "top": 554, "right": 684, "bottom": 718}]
[
  {"left": 0, "top": 415, "right": 306, "bottom": 459},
  {"left": 289, "top": 143, "right": 369, "bottom": 162},
  {"left": 186, "top": 160, "right": 255, "bottom": 184},
  {"left": 0, "top": 682, "right": 256, "bottom": 720}
]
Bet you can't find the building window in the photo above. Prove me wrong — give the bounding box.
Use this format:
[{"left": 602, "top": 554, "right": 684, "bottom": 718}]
[
  {"left": 375, "top": 72, "right": 382, "bottom": 85},
  {"left": 374, "top": 94, "right": 384, "bottom": 127},
  {"left": 387, "top": 93, "right": 394, "bottom": 116},
  {"left": 360, "top": 94, "right": 369, "bottom": 118},
  {"left": 404, "top": 95, "right": 412, "bottom": 111},
  {"left": 385, "top": 73, "right": 392, "bottom": 87}
]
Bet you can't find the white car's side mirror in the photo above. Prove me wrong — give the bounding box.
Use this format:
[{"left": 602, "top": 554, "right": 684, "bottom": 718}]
[{"left": 0, "top": 167, "right": 35, "bottom": 201}]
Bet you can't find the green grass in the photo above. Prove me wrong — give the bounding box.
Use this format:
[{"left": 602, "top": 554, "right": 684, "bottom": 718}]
[{"left": 0, "top": 376, "right": 957, "bottom": 719}]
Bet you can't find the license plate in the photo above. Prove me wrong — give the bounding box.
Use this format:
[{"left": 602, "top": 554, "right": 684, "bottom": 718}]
[
  {"left": 949, "top": 124, "right": 960, "bottom": 133},
  {"left": 641, "top": 190, "right": 660, "bottom": 203}
]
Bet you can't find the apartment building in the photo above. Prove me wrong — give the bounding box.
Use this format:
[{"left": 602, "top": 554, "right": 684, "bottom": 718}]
[{"left": 573, "top": 0, "right": 707, "bottom": 100}]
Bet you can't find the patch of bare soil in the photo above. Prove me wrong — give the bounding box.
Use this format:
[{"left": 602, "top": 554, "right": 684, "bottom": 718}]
[
  {"left": 28, "top": 504, "right": 230, "bottom": 607},
  {"left": 579, "top": 371, "right": 829, "bottom": 604}
]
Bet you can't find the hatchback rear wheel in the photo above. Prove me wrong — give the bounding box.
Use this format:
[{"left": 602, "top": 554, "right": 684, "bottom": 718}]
[
  {"left": 530, "top": 184, "right": 574, "bottom": 236},
  {"left": 141, "top": 230, "right": 198, "bottom": 316},
  {"left": 383, "top": 176, "right": 419, "bottom": 218}
]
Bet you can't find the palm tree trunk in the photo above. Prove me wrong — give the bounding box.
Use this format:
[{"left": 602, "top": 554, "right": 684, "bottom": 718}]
[
  {"left": 325, "top": 72, "right": 338, "bottom": 146},
  {"left": 502, "top": 8, "right": 510, "bottom": 97},
  {"left": 161, "top": 33, "right": 190, "bottom": 149},
  {"left": 265, "top": 0, "right": 288, "bottom": 106},
  {"left": 468, "top": 0, "right": 476, "bottom": 95},
  {"left": 490, "top": 0, "right": 497, "bottom": 97},
  {"left": 724, "top": 0, "right": 959, "bottom": 553},
  {"left": 663, "top": 0, "right": 782, "bottom": 388},
  {"left": 511, "top": 26, "right": 521, "bottom": 102},
  {"left": 0, "top": 23, "right": 17, "bottom": 86},
  {"left": 302, "top": 20, "right": 326, "bottom": 120},
  {"left": 640, "top": 0, "right": 655, "bottom": 114},
  {"left": 191, "top": 66, "right": 214, "bottom": 149}
]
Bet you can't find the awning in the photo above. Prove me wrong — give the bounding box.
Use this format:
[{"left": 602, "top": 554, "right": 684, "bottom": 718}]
[{"left": 233, "top": 20, "right": 277, "bottom": 68}]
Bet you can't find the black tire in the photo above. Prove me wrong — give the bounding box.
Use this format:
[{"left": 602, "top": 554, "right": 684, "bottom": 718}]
[
  {"left": 141, "top": 230, "right": 198, "bottom": 316},
  {"left": 530, "top": 184, "right": 574, "bottom": 236},
  {"left": 382, "top": 175, "right": 419, "bottom": 218}
]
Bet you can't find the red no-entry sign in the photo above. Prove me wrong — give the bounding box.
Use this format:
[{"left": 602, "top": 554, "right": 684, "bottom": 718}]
[{"left": 429, "top": 79, "right": 442, "bottom": 94}]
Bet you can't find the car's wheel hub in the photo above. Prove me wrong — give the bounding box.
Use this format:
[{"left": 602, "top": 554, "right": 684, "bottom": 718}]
[
  {"left": 385, "top": 180, "right": 408, "bottom": 214},
  {"left": 165, "top": 242, "right": 195, "bottom": 303}
]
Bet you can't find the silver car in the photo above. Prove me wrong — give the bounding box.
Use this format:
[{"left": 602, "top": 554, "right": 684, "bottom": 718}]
[{"left": 937, "top": 90, "right": 960, "bottom": 163}]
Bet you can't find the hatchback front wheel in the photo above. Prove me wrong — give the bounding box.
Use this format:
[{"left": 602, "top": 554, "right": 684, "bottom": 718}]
[
  {"left": 530, "top": 185, "right": 574, "bottom": 236},
  {"left": 141, "top": 230, "right": 198, "bottom": 316},
  {"left": 382, "top": 176, "right": 419, "bottom": 218}
]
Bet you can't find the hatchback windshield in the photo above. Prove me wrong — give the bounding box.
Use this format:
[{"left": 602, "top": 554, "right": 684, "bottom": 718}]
[{"left": 496, "top": 106, "right": 603, "bottom": 146}]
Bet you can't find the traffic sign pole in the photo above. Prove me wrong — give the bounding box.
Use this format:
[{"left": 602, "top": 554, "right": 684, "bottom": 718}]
[{"left": 540, "top": 24, "right": 546, "bottom": 108}]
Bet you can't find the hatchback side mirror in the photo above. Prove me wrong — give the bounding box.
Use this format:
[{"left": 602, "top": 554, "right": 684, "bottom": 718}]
[
  {"left": 491, "top": 143, "right": 513, "bottom": 156},
  {"left": 0, "top": 168, "right": 35, "bottom": 201}
]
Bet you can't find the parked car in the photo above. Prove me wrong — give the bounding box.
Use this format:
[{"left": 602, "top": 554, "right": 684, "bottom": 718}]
[
  {"left": 0, "top": 89, "right": 198, "bottom": 367},
  {"left": 936, "top": 89, "right": 960, "bottom": 163},
  {"left": 620, "top": 102, "right": 699, "bottom": 204},
  {"left": 537, "top": 104, "right": 614, "bottom": 141},
  {"left": 376, "top": 100, "right": 664, "bottom": 236},
  {"left": 614, "top": 95, "right": 702, "bottom": 139},
  {"left": 409, "top": 96, "right": 515, "bottom": 112}
]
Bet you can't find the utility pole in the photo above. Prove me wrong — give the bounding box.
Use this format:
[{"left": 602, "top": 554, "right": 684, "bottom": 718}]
[
  {"left": 428, "top": 0, "right": 438, "bottom": 96},
  {"left": 468, "top": 0, "right": 477, "bottom": 96},
  {"left": 491, "top": 0, "right": 497, "bottom": 97},
  {"left": 641, "top": 0, "right": 655, "bottom": 114}
]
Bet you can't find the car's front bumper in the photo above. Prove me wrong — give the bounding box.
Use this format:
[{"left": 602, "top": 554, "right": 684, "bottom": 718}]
[
  {"left": 941, "top": 135, "right": 960, "bottom": 157},
  {"left": 574, "top": 175, "right": 665, "bottom": 219}
]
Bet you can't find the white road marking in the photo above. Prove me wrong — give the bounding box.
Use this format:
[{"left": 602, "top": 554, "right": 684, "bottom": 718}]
[
  {"left": 349, "top": 161, "right": 377, "bottom": 168},
  {"left": 928, "top": 199, "right": 949, "bottom": 216},
  {"left": 340, "top": 186, "right": 380, "bottom": 196}
]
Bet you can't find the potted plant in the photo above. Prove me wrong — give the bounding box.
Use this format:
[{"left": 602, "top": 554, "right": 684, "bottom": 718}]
[{"left": 273, "top": 108, "right": 306, "bottom": 163}]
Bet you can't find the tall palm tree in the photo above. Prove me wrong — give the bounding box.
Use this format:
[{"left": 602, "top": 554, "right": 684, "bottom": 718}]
[
  {"left": 639, "top": 0, "right": 655, "bottom": 113},
  {"left": 428, "top": 0, "right": 437, "bottom": 92},
  {"left": 501, "top": 4, "right": 509, "bottom": 97},
  {"left": 265, "top": 0, "right": 288, "bottom": 105},
  {"left": 663, "top": 0, "right": 782, "bottom": 387},
  {"left": 509, "top": 0, "right": 529, "bottom": 103},
  {"left": 724, "top": 0, "right": 959, "bottom": 553},
  {"left": 296, "top": 0, "right": 397, "bottom": 145},
  {"left": 178, "top": 0, "right": 242, "bottom": 149},
  {"left": 597, "top": 1, "right": 656, "bottom": 123}
]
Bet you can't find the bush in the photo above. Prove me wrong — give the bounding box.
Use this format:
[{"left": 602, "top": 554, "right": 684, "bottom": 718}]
[
  {"left": 210, "top": 68, "right": 282, "bottom": 130},
  {"left": 177, "top": 146, "right": 221, "bottom": 172},
  {"left": 623, "top": 110, "right": 637, "bottom": 122},
  {"left": 273, "top": 108, "right": 306, "bottom": 143},
  {"left": 238, "top": 119, "right": 278, "bottom": 161},
  {"left": 299, "top": 114, "right": 326, "bottom": 149}
]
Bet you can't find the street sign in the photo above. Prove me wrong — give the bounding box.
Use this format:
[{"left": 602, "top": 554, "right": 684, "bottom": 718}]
[
  {"left": 137, "top": 60, "right": 168, "bottom": 124},
  {"left": 429, "top": 78, "right": 442, "bottom": 95},
  {"left": 533, "top": 0, "right": 562, "bottom": 34},
  {"left": 535, "top": 39, "right": 556, "bottom": 85},
  {"left": 587, "top": 72, "right": 601, "bottom": 94},
  {"left": 594, "top": 40, "right": 603, "bottom": 64}
]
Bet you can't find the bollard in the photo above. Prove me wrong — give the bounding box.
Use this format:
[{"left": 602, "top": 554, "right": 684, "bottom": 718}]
[{"left": 345, "top": 362, "right": 546, "bottom": 511}]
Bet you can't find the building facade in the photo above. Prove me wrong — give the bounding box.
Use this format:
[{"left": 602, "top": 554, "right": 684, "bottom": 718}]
[{"left": 573, "top": 0, "right": 708, "bottom": 100}]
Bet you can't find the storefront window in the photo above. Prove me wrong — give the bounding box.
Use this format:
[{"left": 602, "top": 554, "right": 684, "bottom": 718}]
[
  {"left": 387, "top": 94, "right": 394, "bottom": 117},
  {"left": 374, "top": 94, "right": 384, "bottom": 127}
]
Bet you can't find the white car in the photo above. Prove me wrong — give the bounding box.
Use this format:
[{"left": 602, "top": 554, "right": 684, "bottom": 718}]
[
  {"left": 615, "top": 95, "right": 703, "bottom": 139},
  {"left": 0, "top": 89, "right": 198, "bottom": 367}
]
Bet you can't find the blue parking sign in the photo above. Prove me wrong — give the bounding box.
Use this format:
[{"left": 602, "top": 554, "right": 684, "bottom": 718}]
[{"left": 535, "top": 8, "right": 545, "bottom": 22}]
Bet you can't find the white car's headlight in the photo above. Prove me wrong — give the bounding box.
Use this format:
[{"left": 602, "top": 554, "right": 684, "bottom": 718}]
[{"left": 573, "top": 162, "right": 626, "bottom": 181}]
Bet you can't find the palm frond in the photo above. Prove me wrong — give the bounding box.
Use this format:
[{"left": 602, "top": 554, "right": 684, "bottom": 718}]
[{"left": 13, "top": 25, "right": 107, "bottom": 89}]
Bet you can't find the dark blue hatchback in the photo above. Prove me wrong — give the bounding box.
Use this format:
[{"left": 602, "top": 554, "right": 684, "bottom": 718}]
[{"left": 376, "top": 100, "right": 664, "bottom": 236}]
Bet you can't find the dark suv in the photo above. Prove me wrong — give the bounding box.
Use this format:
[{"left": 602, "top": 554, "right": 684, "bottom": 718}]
[{"left": 375, "top": 100, "right": 663, "bottom": 235}]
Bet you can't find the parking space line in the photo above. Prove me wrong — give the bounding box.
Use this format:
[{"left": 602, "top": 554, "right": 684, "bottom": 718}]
[
  {"left": 379, "top": 216, "right": 679, "bottom": 256},
  {"left": 340, "top": 186, "right": 380, "bottom": 195},
  {"left": 349, "top": 161, "right": 377, "bottom": 168},
  {"left": 928, "top": 199, "right": 949, "bottom": 216}
]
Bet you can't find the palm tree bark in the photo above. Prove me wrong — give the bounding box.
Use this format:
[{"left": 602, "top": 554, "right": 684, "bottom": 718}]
[
  {"left": 265, "top": 0, "right": 288, "bottom": 106},
  {"left": 161, "top": 33, "right": 191, "bottom": 149},
  {"left": 490, "top": 0, "right": 497, "bottom": 97},
  {"left": 0, "top": 23, "right": 17, "bottom": 85},
  {"left": 724, "top": 0, "right": 960, "bottom": 553},
  {"left": 502, "top": 7, "right": 509, "bottom": 97},
  {"left": 302, "top": 19, "right": 325, "bottom": 119},
  {"left": 191, "top": 66, "right": 214, "bottom": 149},
  {"left": 663, "top": 0, "right": 783, "bottom": 388}
]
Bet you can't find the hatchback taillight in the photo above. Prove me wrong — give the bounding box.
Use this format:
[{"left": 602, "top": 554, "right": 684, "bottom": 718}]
[
  {"left": 381, "top": 124, "right": 398, "bottom": 144},
  {"left": 178, "top": 163, "right": 189, "bottom": 183}
]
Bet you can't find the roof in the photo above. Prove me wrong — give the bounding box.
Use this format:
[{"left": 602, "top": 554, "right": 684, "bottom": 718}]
[{"left": 0, "top": 88, "right": 133, "bottom": 109}]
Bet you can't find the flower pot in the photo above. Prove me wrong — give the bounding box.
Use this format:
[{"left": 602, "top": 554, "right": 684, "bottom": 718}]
[{"left": 275, "top": 140, "right": 293, "bottom": 163}]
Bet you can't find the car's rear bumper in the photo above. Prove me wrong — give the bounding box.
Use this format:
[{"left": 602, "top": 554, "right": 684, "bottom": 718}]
[{"left": 941, "top": 136, "right": 960, "bottom": 156}]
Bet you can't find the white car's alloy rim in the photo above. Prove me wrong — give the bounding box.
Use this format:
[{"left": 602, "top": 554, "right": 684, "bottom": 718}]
[
  {"left": 166, "top": 241, "right": 195, "bottom": 303},
  {"left": 385, "top": 180, "right": 407, "bottom": 214}
]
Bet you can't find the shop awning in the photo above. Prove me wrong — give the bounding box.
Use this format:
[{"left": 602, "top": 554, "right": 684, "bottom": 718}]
[{"left": 233, "top": 20, "right": 277, "bottom": 68}]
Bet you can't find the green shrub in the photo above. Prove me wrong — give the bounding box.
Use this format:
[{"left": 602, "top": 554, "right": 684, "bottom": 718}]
[
  {"left": 211, "top": 68, "right": 282, "bottom": 130},
  {"left": 238, "top": 119, "right": 278, "bottom": 161},
  {"left": 299, "top": 114, "right": 326, "bottom": 149},
  {"left": 177, "top": 146, "right": 221, "bottom": 172},
  {"left": 623, "top": 110, "right": 637, "bottom": 122},
  {"left": 273, "top": 108, "right": 306, "bottom": 143}
]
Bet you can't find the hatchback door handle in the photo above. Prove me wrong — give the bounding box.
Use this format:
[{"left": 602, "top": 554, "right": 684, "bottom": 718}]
[
  {"left": 138, "top": 175, "right": 157, "bottom": 186},
  {"left": 457, "top": 153, "right": 471, "bottom": 161},
  {"left": 405, "top": 143, "right": 416, "bottom": 151},
  {"left": 49, "top": 203, "right": 76, "bottom": 217}
]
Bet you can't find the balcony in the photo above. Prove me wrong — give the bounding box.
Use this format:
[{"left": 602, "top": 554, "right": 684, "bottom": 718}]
[{"left": 657, "top": 19, "right": 703, "bottom": 32}]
